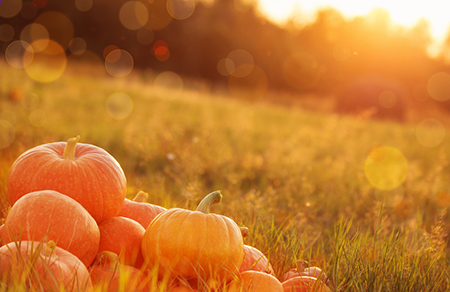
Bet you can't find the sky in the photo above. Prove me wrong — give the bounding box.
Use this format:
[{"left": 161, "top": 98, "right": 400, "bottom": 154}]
[{"left": 257, "top": 0, "right": 450, "bottom": 54}]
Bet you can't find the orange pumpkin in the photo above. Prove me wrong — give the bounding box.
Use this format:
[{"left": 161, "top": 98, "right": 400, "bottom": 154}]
[
  {"left": 1, "top": 190, "right": 100, "bottom": 266},
  {"left": 282, "top": 276, "right": 331, "bottom": 292},
  {"left": 0, "top": 224, "right": 4, "bottom": 246},
  {"left": 89, "top": 251, "right": 150, "bottom": 292},
  {"left": 98, "top": 216, "right": 145, "bottom": 268},
  {"left": 227, "top": 270, "right": 283, "bottom": 292},
  {"left": 283, "top": 260, "right": 328, "bottom": 283},
  {"left": 0, "top": 241, "right": 92, "bottom": 292},
  {"left": 239, "top": 245, "right": 274, "bottom": 275},
  {"left": 141, "top": 191, "right": 244, "bottom": 281},
  {"left": 7, "top": 135, "right": 126, "bottom": 223},
  {"left": 118, "top": 191, "right": 166, "bottom": 229}
]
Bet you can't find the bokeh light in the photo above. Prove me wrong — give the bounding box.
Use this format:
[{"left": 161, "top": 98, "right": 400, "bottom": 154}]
[
  {"left": 10, "top": 87, "right": 25, "bottom": 102},
  {"left": 333, "top": 44, "right": 351, "bottom": 62},
  {"left": 217, "top": 58, "right": 230, "bottom": 76},
  {"left": 105, "top": 49, "right": 134, "bottom": 77},
  {"left": 393, "top": 198, "right": 412, "bottom": 218},
  {"left": 404, "top": 229, "right": 429, "bottom": 253},
  {"left": 167, "top": 0, "right": 195, "bottom": 20},
  {"left": 436, "top": 191, "right": 450, "bottom": 207},
  {"left": 5, "top": 41, "right": 34, "bottom": 69},
  {"left": 0, "top": 24, "right": 15, "bottom": 42},
  {"left": 136, "top": 28, "right": 155, "bottom": 46},
  {"left": 75, "top": 0, "right": 94, "bottom": 12},
  {"left": 32, "top": 0, "right": 47, "bottom": 8},
  {"left": 228, "top": 65, "right": 268, "bottom": 101},
  {"left": 0, "top": 0, "right": 23, "bottom": 18},
  {"left": 365, "top": 146, "right": 408, "bottom": 190},
  {"left": 20, "top": 23, "right": 50, "bottom": 52},
  {"left": 21, "top": 92, "right": 40, "bottom": 110},
  {"left": 153, "top": 40, "right": 170, "bottom": 61},
  {"left": 378, "top": 90, "right": 397, "bottom": 108},
  {"left": 226, "top": 49, "right": 254, "bottom": 77},
  {"left": 25, "top": 39, "right": 67, "bottom": 83},
  {"left": 103, "top": 45, "right": 119, "bottom": 59},
  {"left": 145, "top": 0, "right": 172, "bottom": 30},
  {"left": 154, "top": 71, "right": 184, "bottom": 98},
  {"left": 120, "top": 1, "right": 149, "bottom": 30},
  {"left": 0, "top": 110, "right": 17, "bottom": 126},
  {"left": 415, "top": 118, "right": 446, "bottom": 147},
  {"left": 29, "top": 109, "right": 47, "bottom": 127},
  {"left": 66, "top": 50, "right": 105, "bottom": 76},
  {"left": 105, "top": 92, "right": 134, "bottom": 120},
  {"left": 427, "top": 72, "right": 450, "bottom": 101},
  {"left": 69, "top": 37, "right": 87, "bottom": 55},
  {"left": 35, "top": 11, "right": 74, "bottom": 49},
  {"left": 283, "top": 52, "right": 321, "bottom": 90},
  {"left": 20, "top": 2, "right": 38, "bottom": 19},
  {"left": 412, "top": 84, "right": 429, "bottom": 101},
  {"left": 0, "top": 120, "right": 15, "bottom": 150}
]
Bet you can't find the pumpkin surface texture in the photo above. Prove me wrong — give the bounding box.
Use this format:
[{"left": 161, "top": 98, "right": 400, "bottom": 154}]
[
  {"left": 7, "top": 135, "right": 127, "bottom": 223},
  {"left": 118, "top": 191, "right": 166, "bottom": 229},
  {"left": 239, "top": 244, "right": 274, "bottom": 275},
  {"left": 0, "top": 190, "right": 100, "bottom": 266},
  {"left": 227, "top": 270, "right": 283, "bottom": 292},
  {"left": 141, "top": 190, "right": 244, "bottom": 281}
]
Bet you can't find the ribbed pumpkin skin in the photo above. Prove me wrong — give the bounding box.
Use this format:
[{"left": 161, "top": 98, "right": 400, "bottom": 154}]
[
  {"left": 118, "top": 198, "right": 166, "bottom": 229},
  {"left": 7, "top": 141, "right": 126, "bottom": 223},
  {"left": 0, "top": 190, "right": 100, "bottom": 266},
  {"left": 239, "top": 245, "right": 274, "bottom": 275},
  {"left": 0, "top": 241, "right": 92, "bottom": 292},
  {"left": 142, "top": 208, "right": 244, "bottom": 280},
  {"left": 227, "top": 271, "right": 283, "bottom": 292}
]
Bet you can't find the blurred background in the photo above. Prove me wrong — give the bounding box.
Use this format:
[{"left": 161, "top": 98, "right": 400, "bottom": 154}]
[{"left": 1, "top": 0, "right": 450, "bottom": 122}]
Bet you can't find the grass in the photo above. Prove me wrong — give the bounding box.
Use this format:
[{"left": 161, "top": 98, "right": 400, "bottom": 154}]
[{"left": 0, "top": 59, "right": 449, "bottom": 291}]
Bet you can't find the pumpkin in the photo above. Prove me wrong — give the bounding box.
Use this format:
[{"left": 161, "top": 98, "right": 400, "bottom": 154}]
[
  {"left": 118, "top": 191, "right": 166, "bottom": 229},
  {"left": 283, "top": 260, "right": 328, "bottom": 283},
  {"left": 0, "top": 224, "right": 4, "bottom": 246},
  {"left": 141, "top": 190, "right": 244, "bottom": 281},
  {"left": 89, "top": 251, "right": 151, "bottom": 292},
  {"left": 7, "top": 135, "right": 127, "bottom": 223},
  {"left": 239, "top": 245, "right": 275, "bottom": 275},
  {"left": 98, "top": 216, "right": 145, "bottom": 268},
  {"left": 281, "top": 276, "right": 331, "bottom": 292},
  {"left": 0, "top": 240, "right": 92, "bottom": 292},
  {"left": 227, "top": 270, "right": 283, "bottom": 292},
  {"left": 1, "top": 190, "right": 100, "bottom": 266}
]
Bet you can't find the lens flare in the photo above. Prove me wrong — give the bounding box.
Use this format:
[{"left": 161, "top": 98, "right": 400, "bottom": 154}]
[
  {"left": 20, "top": 23, "right": 49, "bottom": 52},
  {"left": 365, "top": 146, "right": 408, "bottom": 190},
  {"left": 404, "top": 229, "right": 429, "bottom": 253},
  {"left": 415, "top": 118, "right": 446, "bottom": 147},
  {"left": 226, "top": 49, "right": 254, "bottom": 77},
  {"left": 69, "top": 37, "right": 87, "bottom": 55},
  {"left": 105, "top": 49, "right": 134, "bottom": 78},
  {"left": 25, "top": 39, "right": 67, "bottom": 83},
  {"left": 378, "top": 90, "right": 397, "bottom": 108},
  {"left": 103, "top": 45, "right": 119, "bottom": 59},
  {"left": 167, "top": 0, "right": 195, "bottom": 20},
  {"left": 0, "top": 0, "right": 22, "bottom": 18},
  {"left": 217, "top": 58, "right": 230, "bottom": 76},
  {"left": 10, "top": 87, "right": 25, "bottom": 102},
  {"left": 5, "top": 41, "right": 34, "bottom": 69},
  {"left": 436, "top": 191, "right": 450, "bottom": 207},
  {"left": 32, "top": 0, "right": 47, "bottom": 8},
  {"left": 35, "top": 11, "right": 74, "bottom": 49},
  {"left": 0, "top": 120, "right": 15, "bottom": 149},
  {"left": 427, "top": 72, "right": 450, "bottom": 101},
  {"left": 120, "top": 1, "right": 149, "bottom": 30},
  {"left": 105, "top": 92, "right": 134, "bottom": 120},
  {"left": 145, "top": 0, "right": 172, "bottom": 30},
  {"left": 0, "top": 24, "right": 15, "bottom": 42},
  {"left": 75, "top": 0, "right": 93, "bottom": 12},
  {"left": 154, "top": 71, "right": 184, "bottom": 98}
]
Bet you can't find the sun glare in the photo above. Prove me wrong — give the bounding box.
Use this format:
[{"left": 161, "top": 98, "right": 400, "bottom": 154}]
[{"left": 258, "top": 0, "right": 450, "bottom": 49}]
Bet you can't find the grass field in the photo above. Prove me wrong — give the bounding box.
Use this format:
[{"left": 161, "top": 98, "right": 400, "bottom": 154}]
[{"left": 1, "top": 59, "right": 450, "bottom": 291}]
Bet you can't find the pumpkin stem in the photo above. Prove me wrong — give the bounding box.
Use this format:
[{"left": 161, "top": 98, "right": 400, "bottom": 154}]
[
  {"left": 97, "top": 251, "right": 120, "bottom": 264},
  {"left": 42, "top": 240, "right": 57, "bottom": 257},
  {"left": 296, "top": 260, "right": 306, "bottom": 272},
  {"left": 134, "top": 191, "right": 149, "bottom": 203},
  {"left": 63, "top": 135, "right": 80, "bottom": 160},
  {"left": 195, "top": 191, "right": 222, "bottom": 214},
  {"left": 240, "top": 227, "right": 249, "bottom": 238}
]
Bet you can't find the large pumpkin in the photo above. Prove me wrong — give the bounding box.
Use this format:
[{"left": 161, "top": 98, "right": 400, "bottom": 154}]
[
  {"left": 118, "top": 191, "right": 166, "bottom": 229},
  {"left": 7, "top": 135, "right": 126, "bottom": 223},
  {"left": 0, "top": 241, "right": 92, "bottom": 292},
  {"left": 1, "top": 190, "right": 100, "bottom": 266},
  {"left": 98, "top": 216, "right": 145, "bottom": 268},
  {"left": 141, "top": 191, "right": 244, "bottom": 281},
  {"left": 227, "top": 270, "right": 283, "bottom": 292}
]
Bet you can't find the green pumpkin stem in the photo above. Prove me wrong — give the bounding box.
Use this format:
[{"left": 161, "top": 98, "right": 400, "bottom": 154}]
[
  {"left": 134, "top": 191, "right": 149, "bottom": 203},
  {"left": 196, "top": 191, "right": 222, "bottom": 213},
  {"left": 63, "top": 135, "right": 80, "bottom": 160}
]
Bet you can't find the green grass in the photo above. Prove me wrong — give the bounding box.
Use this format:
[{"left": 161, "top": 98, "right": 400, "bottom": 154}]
[{"left": 0, "top": 59, "right": 449, "bottom": 291}]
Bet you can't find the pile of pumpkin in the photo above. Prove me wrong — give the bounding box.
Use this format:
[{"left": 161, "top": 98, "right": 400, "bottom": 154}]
[{"left": 0, "top": 136, "right": 331, "bottom": 292}]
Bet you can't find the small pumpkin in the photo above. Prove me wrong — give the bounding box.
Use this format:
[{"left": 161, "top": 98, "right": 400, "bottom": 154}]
[
  {"left": 7, "top": 135, "right": 127, "bottom": 223},
  {"left": 227, "top": 270, "right": 283, "bottom": 292},
  {"left": 98, "top": 216, "right": 145, "bottom": 268},
  {"left": 281, "top": 276, "right": 331, "bottom": 292},
  {"left": 141, "top": 190, "right": 244, "bottom": 281},
  {"left": 1, "top": 190, "right": 100, "bottom": 266},
  {"left": 0, "top": 240, "right": 92, "bottom": 292},
  {"left": 283, "top": 260, "right": 328, "bottom": 283},
  {"left": 89, "top": 251, "right": 150, "bottom": 292},
  {"left": 118, "top": 191, "right": 166, "bottom": 229},
  {"left": 239, "top": 244, "right": 274, "bottom": 275}
]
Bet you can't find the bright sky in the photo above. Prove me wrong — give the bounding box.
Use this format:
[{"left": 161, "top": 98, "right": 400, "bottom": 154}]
[{"left": 257, "top": 0, "right": 450, "bottom": 53}]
